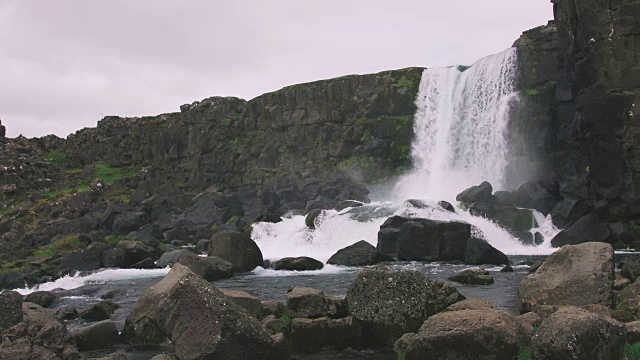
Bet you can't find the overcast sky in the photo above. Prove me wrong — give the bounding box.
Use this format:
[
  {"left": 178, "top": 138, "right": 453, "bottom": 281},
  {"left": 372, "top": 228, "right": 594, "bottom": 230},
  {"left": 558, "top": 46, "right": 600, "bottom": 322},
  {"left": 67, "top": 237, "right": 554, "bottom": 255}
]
[{"left": 0, "top": 1, "right": 552, "bottom": 138}]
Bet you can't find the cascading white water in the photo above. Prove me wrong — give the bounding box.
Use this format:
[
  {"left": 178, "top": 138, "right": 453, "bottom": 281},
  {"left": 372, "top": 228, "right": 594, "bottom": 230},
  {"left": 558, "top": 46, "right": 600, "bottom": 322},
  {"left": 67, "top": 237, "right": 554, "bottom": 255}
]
[
  {"left": 253, "top": 48, "right": 559, "bottom": 262},
  {"left": 394, "top": 49, "right": 518, "bottom": 200}
]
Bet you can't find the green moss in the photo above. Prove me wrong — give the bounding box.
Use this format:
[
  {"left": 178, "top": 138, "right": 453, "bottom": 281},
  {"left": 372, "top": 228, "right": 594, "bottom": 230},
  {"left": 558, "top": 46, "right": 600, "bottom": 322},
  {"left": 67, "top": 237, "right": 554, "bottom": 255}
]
[
  {"left": 623, "top": 342, "right": 640, "bottom": 360},
  {"left": 95, "top": 163, "right": 136, "bottom": 185},
  {"left": 612, "top": 300, "right": 636, "bottom": 322},
  {"left": 516, "top": 347, "right": 532, "bottom": 360},
  {"left": 226, "top": 215, "right": 240, "bottom": 225},
  {"left": 397, "top": 352, "right": 406, "bottom": 360},
  {"left": 525, "top": 88, "right": 540, "bottom": 97},
  {"left": 230, "top": 137, "right": 239, "bottom": 150},
  {"left": 33, "top": 235, "right": 85, "bottom": 257},
  {"left": 337, "top": 156, "right": 377, "bottom": 172},
  {"left": 278, "top": 311, "right": 294, "bottom": 334},
  {"left": 44, "top": 185, "right": 92, "bottom": 199},
  {"left": 44, "top": 150, "right": 67, "bottom": 165},
  {"left": 104, "top": 235, "right": 126, "bottom": 245},
  {"left": 394, "top": 76, "right": 416, "bottom": 89}
]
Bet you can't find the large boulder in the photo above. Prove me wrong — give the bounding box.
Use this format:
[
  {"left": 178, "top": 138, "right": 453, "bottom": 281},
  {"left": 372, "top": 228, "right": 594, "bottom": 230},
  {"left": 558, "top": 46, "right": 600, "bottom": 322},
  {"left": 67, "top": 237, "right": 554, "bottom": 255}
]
[
  {"left": 219, "top": 289, "right": 263, "bottom": 318},
  {"left": 613, "top": 280, "right": 640, "bottom": 321},
  {"left": 208, "top": 231, "right": 263, "bottom": 272},
  {"left": 286, "top": 287, "right": 347, "bottom": 319},
  {"left": 79, "top": 301, "right": 120, "bottom": 322},
  {"left": 178, "top": 252, "right": 234, "bottom": 281},
  {"left": 157, "top": 249, "right": 195, "bottom": 268},
  {"left": 620, "top": 257, "right": 640, "bottom": 282},
  {"left": 549, "top": 197, "right": 589, "bottom": 228},
  {"left": 290, "top": 316, "right": 361, "bottom": 353},
  {"left": 122, "top": 264, "right": 273, "bottom": 360},
  {"left": 531, "top": 306, "right": 625, "bottom": 360},
  {"left": 469, "top": 203, "right": 535, "bottom": 234},
  {"left": 116, "top": 240, "right": 158, "bottom": 266},
  {"left": 346, "top": 266, "right": 464, "bottom": 346},
  {"left": 71, "top": 320, "right": 121, "bottom": 351},
  {"left": 456, "top": 181, "right": 494, "bottom": 204},
  {"left": 0, "top": 302, "right": 81, "bottom": 360},
  {"left": 550, "top": 213, "right": 611, "bottom": 247},
  {"left": 513, "top": 180, "right": 559, "bottom": 215},
  {"left": 377, "top": 216, "right": 471, "bottom": 261},
  {"left": 448, "top": 268, "right": 494, "bottom": 285},
  {"left": 518, "top": 242, "right": 614, "bottom": 313},
  {"left": 394, "top": 309, "right": 528, "bottom": 360},
  {"left": 327, "top": 240, "right": 392, "bottom": 266},
  {"left": 462, "top": 237, "right": 509, "bottom": 265},
  {"left": 0, "top": 291, "right": 23, "bottom": 331},
  {"left": 24, "top": 291, "right": 56, "bottom": 308},
  {"left": 273, "top": 257, "right": 324, "bottom": 271}
]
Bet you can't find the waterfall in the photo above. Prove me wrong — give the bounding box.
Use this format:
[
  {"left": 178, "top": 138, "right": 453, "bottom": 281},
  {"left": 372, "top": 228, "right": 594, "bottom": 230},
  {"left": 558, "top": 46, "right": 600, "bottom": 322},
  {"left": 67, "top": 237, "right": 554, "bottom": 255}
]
[
  {"left": 394, "top": 48, "right": 518, "bottom": 201},
  {"left": 252, "top": 48, "right": 558, "bottom": 261}
]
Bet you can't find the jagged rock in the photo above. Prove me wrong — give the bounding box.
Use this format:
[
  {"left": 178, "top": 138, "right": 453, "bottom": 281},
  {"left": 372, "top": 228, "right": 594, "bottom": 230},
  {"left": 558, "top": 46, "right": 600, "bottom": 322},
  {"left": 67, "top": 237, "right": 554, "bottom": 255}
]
[
  {"left": 550, "top": 213, "right": 611, "bottom": 247},
  {"left": 531, "top": 307, "right": 625, "bottom": 360},
  {"left": 518, "top": 242, "right": 614, "bottom": 313},
  {"left": 448, "top": 268, "right": 494, "bottom": 285},
  {"left": 0, "top": 302, "right": 82, "bottom": 360},
  {"left": 122, "top": 264, "right": 273, "bottom": 360},
  {"left": 219, "top": 289, "right": 262, "bottom": 318},
  {"left": 335, "top": 200, "right": 363, "bottom": 211},
  {"left": 620, "top": 257, "right": 640, "bottom": 283},
  {"left": 195, "top": 239, "right": 210, "bottom": 254},
  {"left": 627, "top": 321, "right": 640, "bottom": 343},
  {"left": 327, "top": 240, "right": 392, "bottom": 266},
  {"left": 117, "top": 240, "right": 157, "bottom": 265},
  {"left": 513, "top": 181, "right": 559, "bottom": 215},
  {"left": 517, "top": 312, "right": 542, "bottom": 339},
  {"left": 130, "top": 257, "right": 157, "bottom": 269},
  {"left": 208, "top": 231, "right": 263, "bottom": 272},
  {"left": 305, "top": 209, "right": 323, "bottom": 229},
  {"left": 24, "top": 291, "right": 56, "bottom": 308},
  {"left": 286, "top": 287, "right": 347, "bottom": 319},
  {"left": 273, "top": 257, "right": 324, "bottom": 271},
  {"left": 290, "top": 316, "right": 361, "bottom": 353},
  {"left": 501, "top": 265, "right": 514, "bottom": 272},
  {"left": 346, "top": 266, "right": 464, "bottom": 346},
  {"left": 71, "top": 320, "right": 121, "bottom": 351},
  {"left": 377, "top": 216, "right": 471, "bottom": 261},
  {"left": 613, "top": 280, "right": 640, "bottom": 322},
  {"left": 437, "top": 201, "right": 455, "bottom": 212},
  {"left": 157, "top": 249, "right": 195, "bottom": 268},
  {"left": 79, "top": 301, "right": 120, "bottom": 322},
  {"left": 55, "top": 305, "right": 78, "bottom": 320},
  {"left": 549, "top": 198, "right": 589, "bottom": 228},
  {"left": 269, "top": 332, "right": 290, "bottom": 360},
  {"left": 469, "top": 203, "right": 535, "bottom": 233},
  {"left": 455, "top": 181, "right": 494, "bottom": 204},
  {"left": 57, "top": 242, "right": 112, "bottom": 276},
  {"left": 261, "top": 300, "right": 286, "bottom": 318},
  {"left": 178, "top": 253, "right": 234, "bottom": 281},
  {"left": 462, "top": 237, "right": 509, "bottom": 265},
  {"left": 0, "top": 291, "right": 23, "bottom": 331}
]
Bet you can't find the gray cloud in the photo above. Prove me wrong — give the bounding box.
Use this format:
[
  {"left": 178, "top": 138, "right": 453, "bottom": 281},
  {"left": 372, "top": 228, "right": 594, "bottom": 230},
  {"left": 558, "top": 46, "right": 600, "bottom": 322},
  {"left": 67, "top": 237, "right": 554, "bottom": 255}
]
[{"left": 0, "top": 0, "right": 552, "bottom": 138}]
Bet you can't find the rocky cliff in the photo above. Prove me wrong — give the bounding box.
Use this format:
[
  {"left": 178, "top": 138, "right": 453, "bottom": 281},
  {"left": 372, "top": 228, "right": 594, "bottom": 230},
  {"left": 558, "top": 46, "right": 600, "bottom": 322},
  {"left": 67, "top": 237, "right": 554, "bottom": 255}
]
[{"left": 60, "top": 68, "right": 422, "bottom": 191}]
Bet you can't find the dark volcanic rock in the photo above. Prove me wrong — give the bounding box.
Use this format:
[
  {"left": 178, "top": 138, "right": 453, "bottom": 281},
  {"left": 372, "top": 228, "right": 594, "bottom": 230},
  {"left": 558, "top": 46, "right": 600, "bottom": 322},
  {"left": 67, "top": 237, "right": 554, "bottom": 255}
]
[
  {"left": 157, "top": 249, "right": 195, "bottom": 268},
  {"left": 286, "top": 287, "right": 347, "bottom": 319},
  {"left": 0, "top": 291, "right": 23, "bottom": 331},
  {"left": 448, "top": 268, "right": 494, "bottom": 285},
  {"left": 71, "top": 320, "right": 121, "bottom": 351},
  {"left": 24, "top": 291, "right": 56, "bottom": 308},
  {"left": 346, "top": 266, "right": 464, "bottom": 346},
  {"left": 79, "top": 301, "right": 120, "bottom": 322},
  {"left": 549, "top": 198, "right": 589, "bottom": 228},
  {"left": 550, "top": 213, "right": 611, "bottom": 247},
  {"left": 327, "top": 240, "right": 392, "bottom": 266},
  {"left": 455, "top": 181, "right": 494, "bottom": 204},
  {"left": 178, "top": 252, "right": 234, "bottom": 281},
  {"left": 290, "top": 316, "right": 361, "bottom": 353},
  {"left": 208, "top": 231, "right": 263, "bottom": 272},
  {"left": 462, "top": 237, "right": 509, "bottom": 265},
  {"left": 273, "top": 257, "right": 324, "bottom": 271},
  {"left": 513, "top": 181, "right": 559, "bottom": 216},
  {"left": 377, "top": 216, "right": 471, "bottom": 261}
]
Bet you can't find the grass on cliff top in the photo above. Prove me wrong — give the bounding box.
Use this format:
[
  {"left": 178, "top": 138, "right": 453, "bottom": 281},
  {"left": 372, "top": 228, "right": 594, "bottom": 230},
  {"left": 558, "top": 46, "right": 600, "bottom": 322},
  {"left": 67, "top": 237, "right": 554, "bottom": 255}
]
[
  {"left": 32, "top": 235, "right": 86, "bottom": 257},
  {"left": 43, "top": 163, "right": 136, "bottom": 199},
  {"left": 624, "top": 342, "right": 640, "bottom": 360}
]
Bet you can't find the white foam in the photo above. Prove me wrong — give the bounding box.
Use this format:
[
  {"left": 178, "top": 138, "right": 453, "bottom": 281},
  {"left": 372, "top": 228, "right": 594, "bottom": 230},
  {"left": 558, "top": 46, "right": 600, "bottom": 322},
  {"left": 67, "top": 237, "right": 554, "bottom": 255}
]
[
  {"left": 14, "top": 267, "right": 170, "bottom": 295},
  {"left": 249, "top": 264, "right": 350, "bottom": 278}
]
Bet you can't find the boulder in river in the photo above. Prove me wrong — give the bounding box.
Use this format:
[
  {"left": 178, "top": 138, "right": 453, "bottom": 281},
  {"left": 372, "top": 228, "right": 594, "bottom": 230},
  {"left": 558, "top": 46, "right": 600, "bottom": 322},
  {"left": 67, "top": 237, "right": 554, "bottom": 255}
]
[
  {"left": 550, "top": 213, "right": 611, "bottom": 247},
  {"left": 394, "top": 309, "right": 528, "bottom": 360},
  {"left": 178, "top": 252, "right": 234, "bottom": 281},
  {"left": 290, "top": 316, "right": 361, "bottom": 353},
  {"left": 377, "top": 216, "right": 471, "bottom": 261},
  {"left": 286, "top": 287, "right": 347, "bottom": 319},
  {"left": 71, "top": 319, "right": 121, "bottom": 351},
  {"left": 518, "top": 242, "right": 614, "bottom": 313},
  {"left": 24, "top": 290, "right": 56, "bottom": 308},
  {"left": 346, "top": 266, "right": 464, "bottom": 346},
  {"left": 273, "top": 256, "right": 324, "bottom": 271},
  {"left": 462, "top": 237, "right": 509, "bottom": 265},
  {"left": 531, "top": 306, "right": 625, "bottom": 360},
  {"left": 122, "top": 264, "right": 273, "bottom": 360},
  {"left": 156, "top": 249, "right": 194, "bottom": 268},
  {"left": 327, "top": 240, "right": 393, "bottom": 266},
  {"left": 79, "top": 301, "right": 120, "bottom": 322},
  {"left": 455, "top": 181, "right": 494, "bottom": 204},
  {"left": 448, "top": 268, "right": 494, "bottom": 285},
  {"left": 208, "top": 231, "right": 264, "bottom": 272}
]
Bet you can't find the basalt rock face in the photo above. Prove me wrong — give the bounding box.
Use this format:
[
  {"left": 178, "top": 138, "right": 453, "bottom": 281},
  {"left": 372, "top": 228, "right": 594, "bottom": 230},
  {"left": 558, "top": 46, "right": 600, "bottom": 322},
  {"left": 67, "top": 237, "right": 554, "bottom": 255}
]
[{"left": 60, "top": 68, "right": 422, "bottom": 190}]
